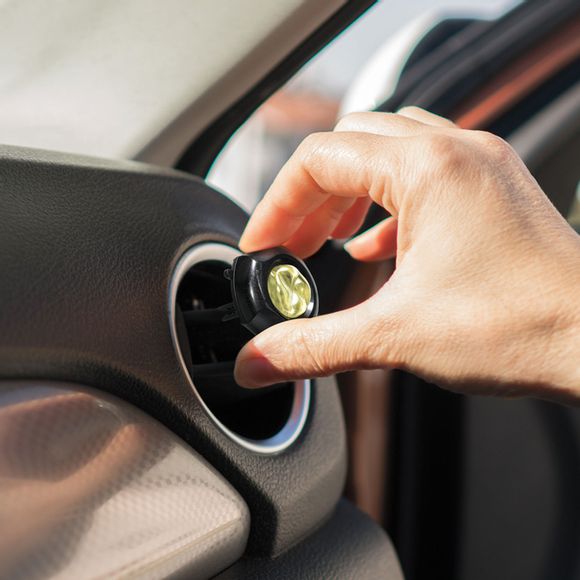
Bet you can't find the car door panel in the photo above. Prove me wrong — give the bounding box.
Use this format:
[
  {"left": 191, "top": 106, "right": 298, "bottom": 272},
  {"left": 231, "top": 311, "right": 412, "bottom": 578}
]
[
  {"left": 0, "top": 145, "right": 401, "bottom": 577},
  {"left": 0, "top": 381, "right": 249, "bottom": 579}
]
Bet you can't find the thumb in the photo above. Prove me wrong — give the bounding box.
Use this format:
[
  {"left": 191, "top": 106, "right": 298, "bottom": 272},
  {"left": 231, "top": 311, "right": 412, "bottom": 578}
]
[{"left": 234, "top": 298, "right": 401, "bottom": 388}]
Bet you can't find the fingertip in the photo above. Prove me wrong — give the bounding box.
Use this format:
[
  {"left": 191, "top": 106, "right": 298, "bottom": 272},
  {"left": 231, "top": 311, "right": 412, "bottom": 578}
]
[
  {"left": 343, "top": 241, "right": 371, "bottom": 262},
  {"left": 235, "top": 341, "right": 282, "bottom": 388},
  {"left": 238, "top": 240, "right": 255, "bottom": 254},
  {"left": 234, "top": 356, "right": 280, "bottom": 388},
  {"left": 344, "top": 241, "right": 393, "bottom": 262},
  {"left": 238, "top": 237, "right": 250, "bottom": 253},
  {"left": 238, "top": 229, "right": 268, "bottom": 254},
  {"left": 343, "top": 227, "right": 378, "bottom": 256},
  {"left": 238, "top": 227, "right": 256, "bottom": 253},
  {"left": 343, "top": 218, "right": 398, "bottom": 261},
  {"left": 343, "top": 237, "right": 362, "bottom": 256}
]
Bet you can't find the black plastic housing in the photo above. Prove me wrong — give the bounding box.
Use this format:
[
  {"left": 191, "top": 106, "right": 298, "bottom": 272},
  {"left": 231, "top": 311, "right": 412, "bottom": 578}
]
[{"left": 230, "top": 247, "right": 319, "bottom": 335}]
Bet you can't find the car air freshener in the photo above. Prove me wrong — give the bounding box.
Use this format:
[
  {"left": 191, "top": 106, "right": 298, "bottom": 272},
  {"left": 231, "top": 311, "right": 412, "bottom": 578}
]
[{"left": 224, "top": 247, "right": 319, "bottom": 335}]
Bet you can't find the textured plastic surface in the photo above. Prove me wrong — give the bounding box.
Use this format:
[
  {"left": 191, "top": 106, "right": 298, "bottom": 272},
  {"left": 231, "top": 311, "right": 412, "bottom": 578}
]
[
  {"left": 215, "top": 499, "right": 404, "bottom": 580},
  {"left": 0, "top": 381, "right": 249, "bottom": 579},
  {"left": 0, "top": 0, "right": 346, "bottom": 165},
  {"left": 0, "top": 145, "right": 347, "bottom": 556}
]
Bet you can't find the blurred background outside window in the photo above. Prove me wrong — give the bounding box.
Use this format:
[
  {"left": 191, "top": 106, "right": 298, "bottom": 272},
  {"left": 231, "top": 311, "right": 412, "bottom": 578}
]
[{"left": 207, "top": 0, "right": 520, "bottom": 213}]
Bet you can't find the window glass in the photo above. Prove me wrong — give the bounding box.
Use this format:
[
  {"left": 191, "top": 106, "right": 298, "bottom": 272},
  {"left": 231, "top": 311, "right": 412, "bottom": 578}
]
[{"left": 208, "top": 0, "right": 518, "bottom": 212}]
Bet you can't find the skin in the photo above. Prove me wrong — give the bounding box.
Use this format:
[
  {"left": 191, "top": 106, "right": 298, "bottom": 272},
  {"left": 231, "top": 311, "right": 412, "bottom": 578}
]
[{"left": 234, "top": 107, "right": 580, "bottom": 405}]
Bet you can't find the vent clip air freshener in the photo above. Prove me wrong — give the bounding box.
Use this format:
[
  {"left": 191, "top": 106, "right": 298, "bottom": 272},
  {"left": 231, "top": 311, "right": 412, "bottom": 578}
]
[{"left": 223, "top": 247, "right": 319, "bottom": 335}]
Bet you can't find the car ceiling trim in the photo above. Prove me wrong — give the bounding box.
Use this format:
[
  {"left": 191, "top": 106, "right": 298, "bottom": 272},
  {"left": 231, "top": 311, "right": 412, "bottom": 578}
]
[{"left": 176, "top": 0, "right": 376, "bottom": 177}]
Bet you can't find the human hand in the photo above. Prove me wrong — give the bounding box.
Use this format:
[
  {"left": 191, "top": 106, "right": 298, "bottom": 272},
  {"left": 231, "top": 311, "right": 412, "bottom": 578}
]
[{"left": 235, "top": 108, "right": 580, "bottom": 403}]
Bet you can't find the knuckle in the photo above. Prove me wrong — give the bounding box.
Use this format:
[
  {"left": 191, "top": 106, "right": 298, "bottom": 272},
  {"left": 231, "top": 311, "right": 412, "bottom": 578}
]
[
  {"left": 424, "top": 133, "right": 466, "bottom": 172},
  {"left": 334, "top": 112, "right": 363, "bottom": 131},
  {"left": 470, "top": 130, "right": 513, "bottom": 159},
  {"left": 298, "top": 132, "right": 326, "bottom": 155},
  {"left": 334, "top": 111, "right": 384, "bottom": 132},
  {"left": 397, "top": 105, "right": 423, "bottom": 116},
  {"left": 296, "top": 132, "right": 329, "bottom": 168}
]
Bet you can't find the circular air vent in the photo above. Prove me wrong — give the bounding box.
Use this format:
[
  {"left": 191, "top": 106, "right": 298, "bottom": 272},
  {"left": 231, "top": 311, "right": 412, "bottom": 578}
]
[{"left": 169, "top": 243, "right": 310, "bottom": 454}]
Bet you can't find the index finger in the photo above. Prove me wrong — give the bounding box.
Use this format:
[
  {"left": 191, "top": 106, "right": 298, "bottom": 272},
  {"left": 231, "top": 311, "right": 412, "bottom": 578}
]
[{"left": 239, "top": 131, "right": 403, "bottom": 253}]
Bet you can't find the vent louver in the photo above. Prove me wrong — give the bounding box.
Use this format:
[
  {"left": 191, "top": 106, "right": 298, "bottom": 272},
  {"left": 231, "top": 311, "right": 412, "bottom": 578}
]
[{"left": 170, "top": 243, "right": 310, "bottom": 453}]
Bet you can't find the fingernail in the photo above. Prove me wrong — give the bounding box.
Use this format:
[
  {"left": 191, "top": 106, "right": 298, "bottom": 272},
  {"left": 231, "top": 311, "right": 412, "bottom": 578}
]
[{"left": 235, "top": 356, "right": 280, "bottom": 388}]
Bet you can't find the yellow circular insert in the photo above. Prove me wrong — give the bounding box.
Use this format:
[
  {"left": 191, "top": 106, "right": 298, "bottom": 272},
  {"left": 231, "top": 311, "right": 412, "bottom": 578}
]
[{"left": 267, "top": 264, "right": 311, "bottom": 318}]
